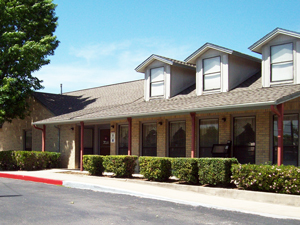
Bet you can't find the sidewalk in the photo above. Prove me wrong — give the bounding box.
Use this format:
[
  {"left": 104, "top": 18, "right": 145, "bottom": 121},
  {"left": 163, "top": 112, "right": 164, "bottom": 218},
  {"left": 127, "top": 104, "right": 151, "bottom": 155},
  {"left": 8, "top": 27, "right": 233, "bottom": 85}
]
[{"left": 0, "top": 169, "right": 299, "bottom": 220}]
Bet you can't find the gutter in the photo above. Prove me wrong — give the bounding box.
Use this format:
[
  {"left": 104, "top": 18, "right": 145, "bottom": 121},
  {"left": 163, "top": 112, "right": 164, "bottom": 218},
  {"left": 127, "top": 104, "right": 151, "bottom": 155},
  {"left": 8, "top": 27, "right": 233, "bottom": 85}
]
[{"left": 32, "top": 100, "right": 276, "bottom": 126}]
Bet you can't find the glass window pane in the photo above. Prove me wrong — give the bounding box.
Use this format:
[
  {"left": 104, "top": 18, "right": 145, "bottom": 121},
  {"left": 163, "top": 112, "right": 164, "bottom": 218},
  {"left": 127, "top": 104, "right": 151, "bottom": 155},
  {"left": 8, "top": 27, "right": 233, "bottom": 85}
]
[
  {"left": 151, "top": 81, "right": 164, "bottom": 96},
  {"left": 84, "top": 128, "right": 93, "bottom": 148},
  {"left": 271, "top": 62, "right": 293, "bottom": 81},
  {"left": 234, "top": 117, "right": 255, "bottom": 146},
  {"left": 203, "top": 57, "right": 220, "bottom": 74},
  {"left": 204, "top": 73, "right": 220, "bottom": 90},
  {"left": 170, "top": 122, "right": 186, "bottom": 147},
  {"left": 150, "top": 67, "right": 164, "bottom": 82},
  {"left": 25, "top": 130, "right": 32, "bottom": 150},
  {"left": 271, "top": 43, "right": 293, "bottom": 63},
  {"left": 118, "top": 125, "right": 128, "bottom": 155},
  {"left": 143, "top": 123, "right": 157, "bottom": 147},
  {"left": 200, "top": 119, "right": 219, "bottom": 147}
]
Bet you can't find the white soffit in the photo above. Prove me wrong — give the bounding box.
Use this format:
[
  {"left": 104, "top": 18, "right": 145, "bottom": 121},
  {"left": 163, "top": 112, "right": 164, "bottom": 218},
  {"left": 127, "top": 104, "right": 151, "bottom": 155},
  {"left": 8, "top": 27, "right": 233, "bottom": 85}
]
[
  {"left": 135, "top": 54, "right": 173, "bottom": 73},
  {"left": 249, "top": 28, "right": 300, "bottom": 54}
]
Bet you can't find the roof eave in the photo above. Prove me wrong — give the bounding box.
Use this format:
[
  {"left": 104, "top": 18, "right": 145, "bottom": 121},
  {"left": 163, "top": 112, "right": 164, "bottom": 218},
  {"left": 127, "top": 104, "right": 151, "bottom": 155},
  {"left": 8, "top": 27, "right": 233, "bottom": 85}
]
[
  {"left": 135, "top": 55, "right": 174, "bottom": 73},
  {"left": 185, "top": 43, "right": 233, "bottom": 64},
  {"left": 32, "top": 101, "right": 276, "bottom": 126},
  {"left": 249, "top": 28, "right": 300, "bottom": 54}
]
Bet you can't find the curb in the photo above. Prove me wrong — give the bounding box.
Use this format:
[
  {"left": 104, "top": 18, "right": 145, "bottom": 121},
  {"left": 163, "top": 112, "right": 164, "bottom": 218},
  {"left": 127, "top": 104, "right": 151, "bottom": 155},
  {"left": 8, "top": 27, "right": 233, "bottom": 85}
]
[{"left": 0, "top": 173, "right": 63, "bottom": 186}]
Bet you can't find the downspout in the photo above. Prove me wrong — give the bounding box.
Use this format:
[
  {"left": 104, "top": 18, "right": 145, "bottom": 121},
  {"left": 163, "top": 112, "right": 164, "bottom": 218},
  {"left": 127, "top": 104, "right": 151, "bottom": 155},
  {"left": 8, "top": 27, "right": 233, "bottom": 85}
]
[
  {"left": 80, "top": 121, "right": 84, "bottom": 171},
  {"left": 54, "top": 126, "right": 60, "bottom": 152},
  {"left": 190, "top": 112, "right": 196, "bottom": 158},
  {"left": 271, "top": 104, "right": 284, "bottom": 166},
  {"left": 127, "top": 117, "right": 132, "bottom": 155},
  {"left": 33, "top": 125, "right": 46, "bottom": 152}
]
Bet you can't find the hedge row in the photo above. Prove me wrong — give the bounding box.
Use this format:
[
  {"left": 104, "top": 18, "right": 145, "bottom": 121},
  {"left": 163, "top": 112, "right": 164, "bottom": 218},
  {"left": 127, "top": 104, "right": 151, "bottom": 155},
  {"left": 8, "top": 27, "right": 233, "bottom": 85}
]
[
  {"left": 231, "top": 164, "right": 300, "bottom": 195},
  {"left": 83, "top": 155, "right": 137, "bottom": 178},
  {"left": 0, "top": 150, "right": 61, "bottom": 171},
  {"left": 83, "top": 155, "right": 238, "bottom": 185}
]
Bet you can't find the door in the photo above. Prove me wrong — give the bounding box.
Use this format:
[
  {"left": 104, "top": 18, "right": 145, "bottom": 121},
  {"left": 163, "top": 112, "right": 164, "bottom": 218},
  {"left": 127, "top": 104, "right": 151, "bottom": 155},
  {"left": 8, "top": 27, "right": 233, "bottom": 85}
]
[
  {"left": 99, "top": 129, "right": 110, "bottom": 155},
  {"left": 233, "top": 117, "right": 256, "bottom": 164}
]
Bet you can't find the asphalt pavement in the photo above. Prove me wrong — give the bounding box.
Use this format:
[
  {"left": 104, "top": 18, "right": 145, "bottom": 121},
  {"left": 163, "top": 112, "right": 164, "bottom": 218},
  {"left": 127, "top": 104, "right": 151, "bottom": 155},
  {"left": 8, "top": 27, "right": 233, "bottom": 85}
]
[{"left": 0, "top": 169, "right": 299, "bottom": 221}]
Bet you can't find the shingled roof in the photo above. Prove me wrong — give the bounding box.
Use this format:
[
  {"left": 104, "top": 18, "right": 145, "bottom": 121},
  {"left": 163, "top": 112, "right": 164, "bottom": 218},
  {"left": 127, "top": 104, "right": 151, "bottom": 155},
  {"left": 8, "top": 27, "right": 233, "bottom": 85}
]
[{"left": 33, "top": 73, "right": 300, "bottom": 125}]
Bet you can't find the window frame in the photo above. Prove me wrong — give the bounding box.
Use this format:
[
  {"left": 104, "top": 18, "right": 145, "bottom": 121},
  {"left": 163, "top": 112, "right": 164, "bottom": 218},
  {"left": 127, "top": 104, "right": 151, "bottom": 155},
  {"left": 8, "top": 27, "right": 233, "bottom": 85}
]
[
  {"left": 270, "top": 42, "right": 294, "bottom": 83},
  {"left": 202, "top": 56, "right": 221, "bottom": 91},
  {"left": 24, "top": 129, "right": 32, "bottom": 151},
  {"left": 118, "top": 124, "right": 129, "bottom": 155},
  {"left": 199, "top": 118, "right": 219, "bottom": 157},
  {"left": 168, "top": 120, "right": 186, "bottom": 157},
  {"left": 150, "top": 67, "right": 164, "bottom": 97},
  {"left": 141, "top": 122, "right": 157, "bottom": 156}
]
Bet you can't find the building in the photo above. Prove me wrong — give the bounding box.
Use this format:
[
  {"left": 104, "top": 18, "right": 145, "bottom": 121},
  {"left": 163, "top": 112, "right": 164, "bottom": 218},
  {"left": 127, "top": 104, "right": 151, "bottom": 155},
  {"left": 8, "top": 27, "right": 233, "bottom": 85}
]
[{"left": 1, "top": 28, "right": 300, "bottom": 169}]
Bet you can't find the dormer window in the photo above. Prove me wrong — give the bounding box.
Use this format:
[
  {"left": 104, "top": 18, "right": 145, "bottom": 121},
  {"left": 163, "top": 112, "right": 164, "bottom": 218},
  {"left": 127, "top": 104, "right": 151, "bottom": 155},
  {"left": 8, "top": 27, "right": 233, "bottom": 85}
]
[
  {"left": 150, "top": 67, "right": 164, "bottom": 97},
  {"left": 271, "top": 43, "right": 293, "bottom": 82},
  {"left": 203, "top": 56, "right": 221, "bottom": 91}
]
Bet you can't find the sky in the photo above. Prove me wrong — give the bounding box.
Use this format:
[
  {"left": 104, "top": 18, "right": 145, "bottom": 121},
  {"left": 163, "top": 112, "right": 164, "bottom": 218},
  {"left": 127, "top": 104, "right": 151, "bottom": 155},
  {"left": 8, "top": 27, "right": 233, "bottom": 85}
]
[{"left": 34, "top": 0, "right": 300, "bottom": 94}]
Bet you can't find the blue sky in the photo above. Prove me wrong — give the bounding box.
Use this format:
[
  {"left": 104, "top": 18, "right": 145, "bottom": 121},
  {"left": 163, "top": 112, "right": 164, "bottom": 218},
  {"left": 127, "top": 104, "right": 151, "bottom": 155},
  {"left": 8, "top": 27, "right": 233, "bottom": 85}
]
[{"left": 35, "top": 0, "right": 300, "bottom": 94}]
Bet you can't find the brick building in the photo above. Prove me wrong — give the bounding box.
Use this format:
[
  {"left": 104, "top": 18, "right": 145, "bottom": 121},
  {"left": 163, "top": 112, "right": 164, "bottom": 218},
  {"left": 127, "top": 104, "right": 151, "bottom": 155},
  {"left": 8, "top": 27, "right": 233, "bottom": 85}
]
[{"left": 1, "top": 28, "right": 300, "bottom": 169}]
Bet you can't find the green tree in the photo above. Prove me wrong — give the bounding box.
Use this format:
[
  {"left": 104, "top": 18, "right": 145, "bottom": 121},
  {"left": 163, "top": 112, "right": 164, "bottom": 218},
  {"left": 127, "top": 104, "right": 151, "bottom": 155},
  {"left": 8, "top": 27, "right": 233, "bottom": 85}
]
[{"left": 0, "top": 0, "right": 59, "bottom": 123}]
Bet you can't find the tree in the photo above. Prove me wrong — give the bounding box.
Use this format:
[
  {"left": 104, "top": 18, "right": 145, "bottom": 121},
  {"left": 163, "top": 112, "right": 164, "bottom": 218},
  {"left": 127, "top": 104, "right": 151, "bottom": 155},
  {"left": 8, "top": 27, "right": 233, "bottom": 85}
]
[{"left": 0, "top": 0, "right": 59, "bottom": 123}]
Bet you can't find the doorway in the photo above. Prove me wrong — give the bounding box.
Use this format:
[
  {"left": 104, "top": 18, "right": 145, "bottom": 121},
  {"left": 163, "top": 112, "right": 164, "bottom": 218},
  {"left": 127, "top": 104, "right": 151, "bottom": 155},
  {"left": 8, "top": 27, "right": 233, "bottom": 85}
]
[{"left": 99, "top": 129, "right": 110, "bottom": 155}]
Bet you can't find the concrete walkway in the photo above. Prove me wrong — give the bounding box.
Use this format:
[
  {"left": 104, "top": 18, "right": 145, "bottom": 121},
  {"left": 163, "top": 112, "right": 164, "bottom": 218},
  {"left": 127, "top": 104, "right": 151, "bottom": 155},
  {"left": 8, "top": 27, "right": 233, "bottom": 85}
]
[{"left": 0, "top": 169, "right": 299, "bottom": 220}]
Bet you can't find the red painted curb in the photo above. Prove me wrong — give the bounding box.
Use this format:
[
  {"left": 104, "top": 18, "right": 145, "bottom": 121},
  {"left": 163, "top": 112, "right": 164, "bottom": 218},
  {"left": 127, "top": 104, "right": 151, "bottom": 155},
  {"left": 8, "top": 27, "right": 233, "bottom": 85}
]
[{"left": 0, "top": 173, "right": 63, "bottom": 185}]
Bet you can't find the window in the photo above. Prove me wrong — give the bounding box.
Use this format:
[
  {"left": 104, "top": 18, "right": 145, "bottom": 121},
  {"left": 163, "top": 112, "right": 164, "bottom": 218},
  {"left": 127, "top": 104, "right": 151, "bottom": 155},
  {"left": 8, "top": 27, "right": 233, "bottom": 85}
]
[
  {"left": 199, "top": 119, "right": 219, "bottom": 157},
  {"left": 142, "top": 123, "right": 157, "bottom": 156},
  {"left": 24, "top": 130, "right": 32, "bottom": 151},
  {"left": 150, "top": 67, "right": 164, "bottom": 97},
  {"left": 271, "top": 43, "right": 293, "bottom": 82},
  {"left": 273, "top": 114, "right": 298, "bottom": 166},
  {"left": 83, "top": 128, "right": 94, "bottom": 155},
  {"left": 169, "top": 121, "right": 186, "bottom": 157},
  {"left": 203, "top": 56, "right": 221, "bottom": 91},
  {"left": 233, "top": 117, "right": 256, "bottom": 164},
  {"left": 118, "top": 125, "right": 128, "bottom": 155}
]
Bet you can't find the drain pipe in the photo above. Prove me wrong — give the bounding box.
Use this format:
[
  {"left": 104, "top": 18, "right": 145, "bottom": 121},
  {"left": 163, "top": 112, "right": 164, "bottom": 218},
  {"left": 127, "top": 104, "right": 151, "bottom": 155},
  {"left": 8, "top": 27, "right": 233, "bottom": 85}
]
[
  {"left": 33, "top": 125, "right": 46, "bottom": 152},
  {"left": 54, "top": 125, "right": 60, "bottom": 152}
]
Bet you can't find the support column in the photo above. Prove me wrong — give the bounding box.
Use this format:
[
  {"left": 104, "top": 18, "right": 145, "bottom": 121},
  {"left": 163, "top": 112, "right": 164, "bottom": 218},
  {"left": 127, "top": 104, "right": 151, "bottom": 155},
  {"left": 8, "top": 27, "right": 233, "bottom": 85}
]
[
  {"left": 271, "top": 104, "right": 284, "bottom": 166},
  {"left": 127, "top": 117, "right": 132, "bottom": 155},
  {"left": 190, "top": 112, "right": 196, "bottom": 158},
  {"left": 80, "top": 121, "right": 84, "bottom": 171},
  {"left": 33, "top": 125, "right": 46, "bottom": 152}
]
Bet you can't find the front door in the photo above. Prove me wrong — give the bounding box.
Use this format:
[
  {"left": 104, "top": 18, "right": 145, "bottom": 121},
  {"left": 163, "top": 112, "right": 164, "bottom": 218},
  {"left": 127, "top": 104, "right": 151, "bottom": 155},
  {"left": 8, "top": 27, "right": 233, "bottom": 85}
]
[
  {"left": 99, "top": 129, "right": 110, "bottom": 155},
  {"left": 233, "top": 116, "right": 256, "bottom": 164}
]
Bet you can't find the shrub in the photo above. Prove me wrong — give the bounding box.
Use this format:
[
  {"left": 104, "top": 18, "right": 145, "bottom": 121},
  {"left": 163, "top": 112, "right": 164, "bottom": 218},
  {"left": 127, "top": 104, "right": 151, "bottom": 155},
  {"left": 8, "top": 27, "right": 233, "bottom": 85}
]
[
  {"left": 103, "top": 155, "right": 137, "bottom": 178},
  {"left": 171, "top": 158, "right": 198, "bottom": 184},
  {"left": 46, "top": 152, "right": 61, "bottom": 168},
  {"left": 231, "top": 164, "right": 300, "bottom": 195},
  {"left": 0, "top": 151, "right": 18, "bottom": 171},
  {"left": 139, "top": 157, "right": 171, "bottom": 182},
  {"left": 197, "top": 158, "right": 239, "bottom": 186},
  {"left": 83, "top": 155, "right": 104, "bottom": 176}
]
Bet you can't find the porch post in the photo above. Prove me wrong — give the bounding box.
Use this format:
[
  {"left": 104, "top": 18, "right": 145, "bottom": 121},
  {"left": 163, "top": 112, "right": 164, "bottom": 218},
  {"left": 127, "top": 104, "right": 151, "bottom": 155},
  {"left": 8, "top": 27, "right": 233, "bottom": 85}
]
[
  {"left": 80, "top": 121, "right": 84, "bottom": 171},
  {"left": 271, "top": 104, "right": 284, "bottom": 166},
  {"left": 127, "top": 117, "right": 132, "bottom": 155},
  {"left": 190, "top": 112, "right": 196, "bottom": 158}
]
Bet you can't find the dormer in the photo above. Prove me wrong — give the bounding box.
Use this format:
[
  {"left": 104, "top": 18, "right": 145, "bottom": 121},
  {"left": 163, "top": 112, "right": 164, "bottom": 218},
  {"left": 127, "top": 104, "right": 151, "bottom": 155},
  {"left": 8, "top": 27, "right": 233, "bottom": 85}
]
[
  {"left": 185, "top": 43, "right": 261, "bottom": 96},
  {"left": 135, "top": 54, "right": 196, "bottom": 101},
  {"left": 249, "top": 28, "right": 300, "bottom": 87}
]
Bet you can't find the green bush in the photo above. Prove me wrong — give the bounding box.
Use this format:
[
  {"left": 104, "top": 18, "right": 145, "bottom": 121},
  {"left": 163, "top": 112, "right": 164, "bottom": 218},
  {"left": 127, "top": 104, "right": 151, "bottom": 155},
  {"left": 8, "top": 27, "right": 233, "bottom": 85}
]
[
  {"left": 171, "top": 158, "right": 198, "bottom": 184},
  {"left": 103, "top": 155, "right": 137, "bottom": 178},
  {"left": 0, "top": 151, "right": 61, "bottom": 171},
  {"left": 197, "top": 158, "right": 239, "bottom": 186},
  {"left": 83, "top": 155, "right": 104, "bottom": 176},
  {"left": 0, "top": 151, "right": 18, "bottom": 170},
  {"left": 139, "top": 157, "right": 171, "bottom": 182},
  {"left": 231, "top": 164, "right": 300, "bottom": 195}
]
